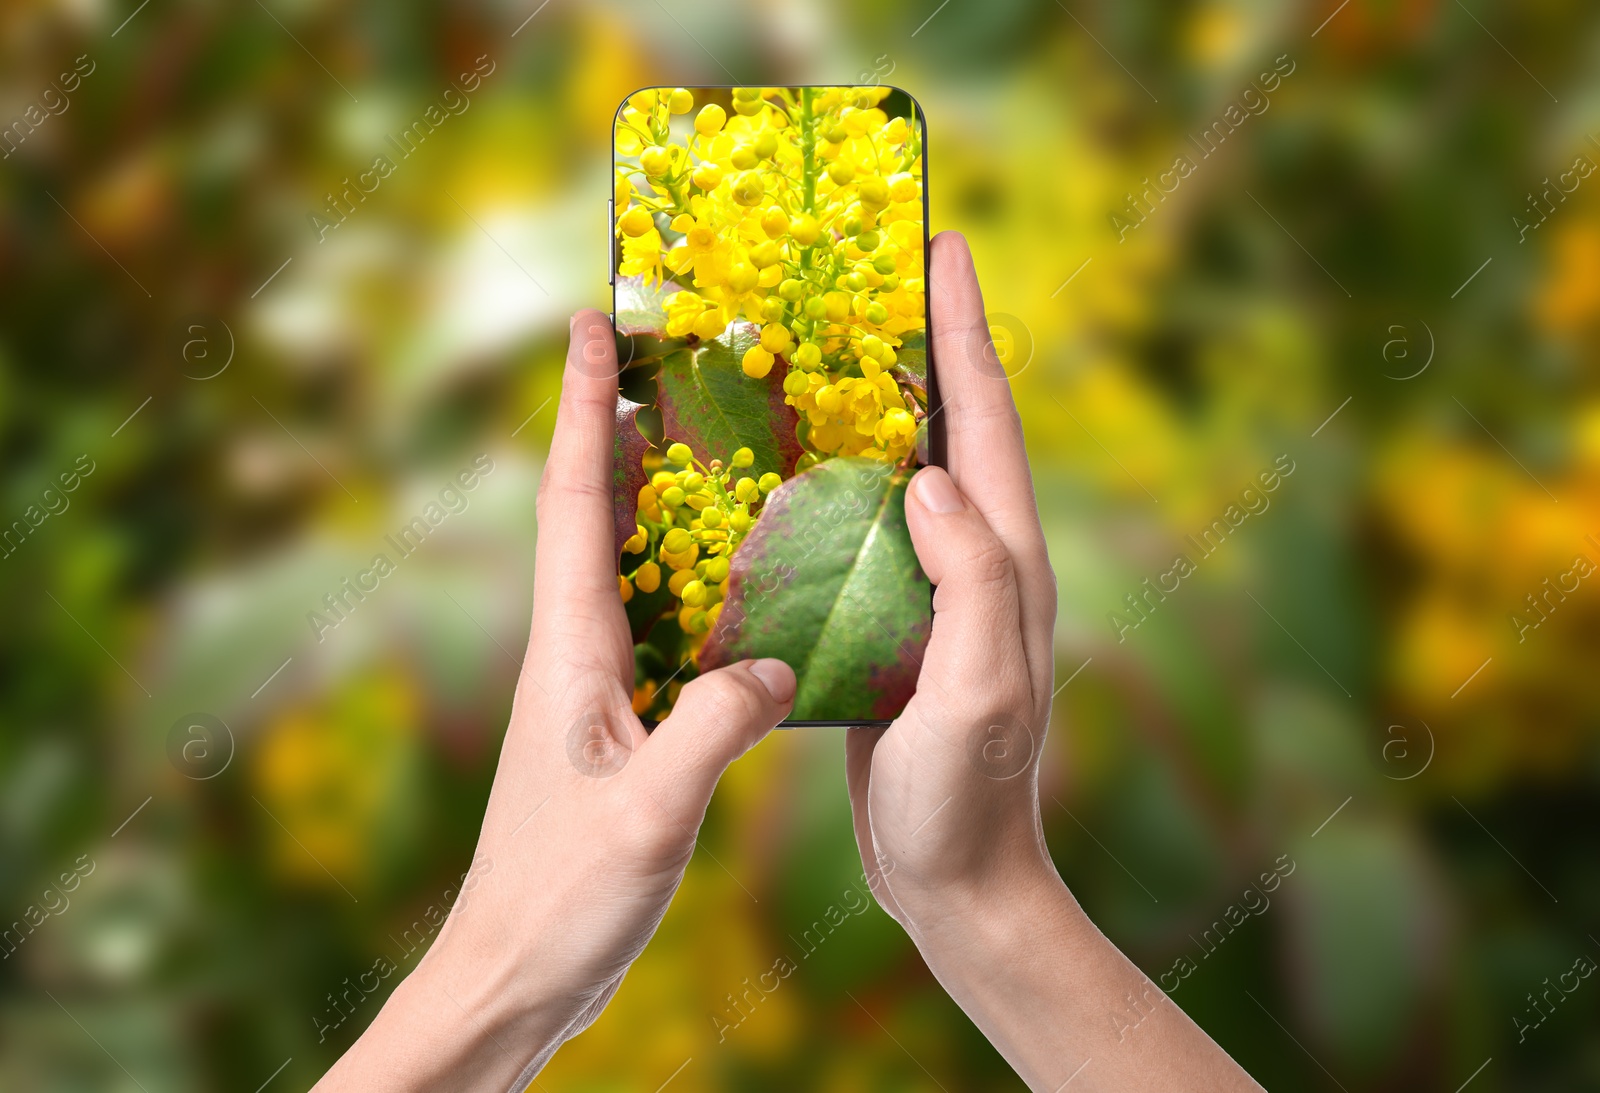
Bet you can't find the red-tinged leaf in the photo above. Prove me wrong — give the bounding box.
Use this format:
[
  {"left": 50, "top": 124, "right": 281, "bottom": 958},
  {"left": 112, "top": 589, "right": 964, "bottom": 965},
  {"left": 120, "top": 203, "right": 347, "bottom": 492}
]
[
  {"left": 699, "top": 457, "right": 929, "bottom": 721},
  {"left": 613, "top": 396, "right": 651, "bottom": 559},
  {"left": 655, "top": 322, "right": 806, "bottom": 477}
]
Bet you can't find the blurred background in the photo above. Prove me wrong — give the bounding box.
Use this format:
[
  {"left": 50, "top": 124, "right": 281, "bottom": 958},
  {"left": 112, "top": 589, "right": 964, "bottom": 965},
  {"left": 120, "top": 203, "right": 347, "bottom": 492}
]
[{"left": 3, "top": 0, "right": 1598, "bottom": 1089}]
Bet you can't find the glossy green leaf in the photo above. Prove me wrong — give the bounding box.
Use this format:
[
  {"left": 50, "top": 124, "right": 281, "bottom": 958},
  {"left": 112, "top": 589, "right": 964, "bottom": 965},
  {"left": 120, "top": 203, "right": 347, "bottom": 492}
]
[
  {"left": 700, "top": 457, "right": 929, "bottom": 721},
  {"left": 655, "top": 323, "right": 806, "bottom": 477}
]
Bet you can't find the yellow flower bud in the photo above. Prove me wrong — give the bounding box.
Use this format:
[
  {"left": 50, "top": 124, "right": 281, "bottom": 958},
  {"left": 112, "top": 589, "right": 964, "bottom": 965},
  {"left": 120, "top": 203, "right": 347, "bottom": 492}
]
[
  {"left": 693, "top": 311, "right": 726, "bottom": 340},
  {"left": 742, "top": 345, "right": 775, "bottom": 378},
  {"left": 858, "top": 177, "right": 890, "bottom": 209},
  {"left": 789, "top": 214, "right": 821, "bottom": 245},
  {"left": 750, "top": 240, "right": 782, "bottom": 268},
  {"left": 639, "top": 146, "right": 672, "bottom": 177},
  {"left": 618, "top": 205, "right": 654, "bottom": 237},
  {"left": 761, "top": 206, "right": 789, "bottom": 239},
  {"left": 695, "top": 103, "right": 726, "bottom": 135},
  {"left": 731, "top": 171, "right": 765, "bottom": 207},
  {"left": 635, "top": 561, "right": 662, "bottom": 593},
  {"left": 760, "top": 323, "right": 792, "bottom": 354}
]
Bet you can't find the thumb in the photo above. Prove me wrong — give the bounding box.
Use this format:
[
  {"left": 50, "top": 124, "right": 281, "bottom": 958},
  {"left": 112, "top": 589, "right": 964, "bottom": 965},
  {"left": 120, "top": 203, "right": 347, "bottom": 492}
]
[
  {"left": 903, "top": 466, "right": 1026, "bottom": 694},
  {"left": 631, "top": 659, "right": 795, "bottom": 824}
]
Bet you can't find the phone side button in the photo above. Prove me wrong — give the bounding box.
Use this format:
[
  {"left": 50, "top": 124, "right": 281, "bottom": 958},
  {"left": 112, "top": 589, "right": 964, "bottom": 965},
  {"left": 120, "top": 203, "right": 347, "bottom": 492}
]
[{"left": 607, "top": 198, "right": 615, "bottom": 285}]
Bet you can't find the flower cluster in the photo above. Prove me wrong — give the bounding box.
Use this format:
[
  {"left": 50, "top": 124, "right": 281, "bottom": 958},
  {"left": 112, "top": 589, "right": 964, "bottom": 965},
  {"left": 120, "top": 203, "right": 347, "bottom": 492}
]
[
  {"left": 614, "top": 86, "right": 926, "bottom": 464},
  {"left": 619, "top": 440, "right": 781, "bottom": 642}
]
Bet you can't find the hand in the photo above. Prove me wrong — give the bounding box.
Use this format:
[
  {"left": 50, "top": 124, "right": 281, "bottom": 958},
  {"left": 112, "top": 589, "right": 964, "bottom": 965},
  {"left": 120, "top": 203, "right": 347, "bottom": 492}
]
[
  {"left": 314, "top": 311, "right": 797, "bottom": 1093},
  {"left": 845, "top": 231, "right": 1060, "bottom": 935},
  {"left": 844, "top": 235, "right": 1264, "bottom": 1093}
]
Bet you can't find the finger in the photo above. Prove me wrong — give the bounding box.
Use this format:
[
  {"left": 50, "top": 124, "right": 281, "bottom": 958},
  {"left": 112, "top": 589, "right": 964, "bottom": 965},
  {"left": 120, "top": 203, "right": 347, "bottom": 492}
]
[
  {"left": 630, "top": 659, "right": 795, "bottom": 826},
  {"left": 843, "top": 726, "right": 897, "bottom": 910},
  {"left": 927, "top": 232, "right": 1056, "bottom": 697},
  {"left": 903, "top": 466, "right": 1032, "bottom": 711},
  {"left": 530, "top": 311, "right": 631, "bottom": 672}
]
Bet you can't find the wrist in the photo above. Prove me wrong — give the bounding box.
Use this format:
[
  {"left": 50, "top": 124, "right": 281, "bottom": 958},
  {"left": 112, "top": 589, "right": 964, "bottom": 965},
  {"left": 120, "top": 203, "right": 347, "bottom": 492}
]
[
  {"left": 904, "top": 853, "right": 1093, "bottom": 983},
  {"left": 317, "top": 913, "right": 578, "bottom": 1093}
]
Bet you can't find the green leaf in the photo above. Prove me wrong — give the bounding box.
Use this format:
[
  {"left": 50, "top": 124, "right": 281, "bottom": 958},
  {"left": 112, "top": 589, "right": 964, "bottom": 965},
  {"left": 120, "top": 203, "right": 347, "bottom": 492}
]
[
  {"left": 700, "top": 457, "right": 929, "bottom": 721},
  {"left": 892, "top": 329, "right": 928, "bottom": 406},
  {"left": 612, "top": 396, "right": 651, "bottom": 559},
  {"left": 655, "top": 323, "right": 806, "bottom": 477}
]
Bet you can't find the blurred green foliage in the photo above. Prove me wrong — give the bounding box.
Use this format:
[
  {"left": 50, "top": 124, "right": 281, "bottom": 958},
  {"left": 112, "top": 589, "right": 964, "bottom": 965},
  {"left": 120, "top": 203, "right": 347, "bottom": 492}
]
[{"left": 2, "top": 0, "right": 1599, "bottom": 1090}]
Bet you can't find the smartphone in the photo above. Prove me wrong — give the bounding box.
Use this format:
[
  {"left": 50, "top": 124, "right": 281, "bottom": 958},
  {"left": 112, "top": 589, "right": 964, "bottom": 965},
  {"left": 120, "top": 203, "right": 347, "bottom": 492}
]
[{"left": 610, "top": 85, "right": 936, "bottom": 727}]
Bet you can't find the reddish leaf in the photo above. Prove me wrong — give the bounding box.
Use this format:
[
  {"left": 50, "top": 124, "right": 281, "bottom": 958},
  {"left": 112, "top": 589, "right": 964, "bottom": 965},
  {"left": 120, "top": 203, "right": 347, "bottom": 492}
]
[
  {"left": 612, "top": 396, "right": 651, "bottom": 559},
  {"left": 655, "top": 322, "right": 806, "bottom": 478}
]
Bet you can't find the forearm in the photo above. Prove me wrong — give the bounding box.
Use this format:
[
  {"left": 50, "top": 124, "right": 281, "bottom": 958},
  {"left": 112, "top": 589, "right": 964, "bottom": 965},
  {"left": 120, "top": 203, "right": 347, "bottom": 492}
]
[
  {"left": 911, "top": 867, "right": 1264, "bottom": 1093},
  {"left": 313, "top": 921, "right": 575, "bottom": 1093}
]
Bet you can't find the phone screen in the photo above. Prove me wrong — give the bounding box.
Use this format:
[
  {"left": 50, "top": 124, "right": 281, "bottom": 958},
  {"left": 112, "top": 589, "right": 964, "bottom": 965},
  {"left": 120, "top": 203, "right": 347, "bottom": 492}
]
[{"left": 611, "top": 85, "right": 932, "bottom": 725}]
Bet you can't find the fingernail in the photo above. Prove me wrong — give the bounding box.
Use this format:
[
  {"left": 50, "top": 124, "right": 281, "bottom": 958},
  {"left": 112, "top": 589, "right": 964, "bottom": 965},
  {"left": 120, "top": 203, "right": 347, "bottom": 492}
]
[
  {"left": 913, "top": 467, "right": 964, "bottom": 513},
  {"left": 749, "top": 658, "right": 796, "bottom": 703}
]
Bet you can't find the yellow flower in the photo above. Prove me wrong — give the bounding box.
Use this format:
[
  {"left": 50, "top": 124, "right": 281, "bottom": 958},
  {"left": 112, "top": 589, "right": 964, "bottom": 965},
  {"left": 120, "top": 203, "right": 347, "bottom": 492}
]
[{"left": 618, "top": 227, "right": 663, "bottom": 282}]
